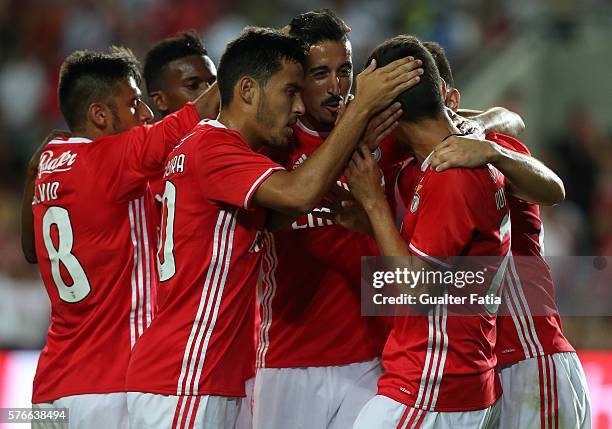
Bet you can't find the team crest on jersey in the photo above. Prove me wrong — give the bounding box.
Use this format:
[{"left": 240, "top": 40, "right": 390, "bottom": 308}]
[
  {"left": 38, "top": 150, "right": 78, "bottom": 178},
  {"left": 410, "top": 184, "right": 423, "bottom": 213},
  {"left": 248, "top": 231, "right": 265, "bottom": 253}
]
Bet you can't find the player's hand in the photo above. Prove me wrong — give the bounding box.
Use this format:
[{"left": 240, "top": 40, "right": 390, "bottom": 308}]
[
  {"left": 345, "top": 145, "right": 384, "bottom": 207},
  {"left": 353, "top": 57, "right": 423, "bottom": 115},
  {"left": 445, "top": 107, "right": 485, "bottom": 138},
  {"left": 317, "top": 184, "right": 374, "bottom": 236},
  {"left": 334, "top": 94, "right": 354, "bottom": 126},
  {"left": 430, "top": 136, "right": 499, "bottom": 172},
  {"left": 362, "top": 102, "right": 403, "bottom": 151}
]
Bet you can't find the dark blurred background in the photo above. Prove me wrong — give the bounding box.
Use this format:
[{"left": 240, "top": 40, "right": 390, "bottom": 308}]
[{"left": 0, "top": 0, "right": 610, "bottom": 424}]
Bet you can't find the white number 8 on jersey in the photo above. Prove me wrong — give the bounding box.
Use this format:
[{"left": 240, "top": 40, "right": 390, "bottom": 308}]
[{"left": 42, "top": 206, "right": 91, "bottom": 303}]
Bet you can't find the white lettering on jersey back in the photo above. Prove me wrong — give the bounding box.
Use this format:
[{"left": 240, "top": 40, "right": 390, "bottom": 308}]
[
  {"left": 38, "top": 150, "right": 77, "bottom": 178},
  {"left": 33, "top": 181, "right": 60, "bottom": 205},
  {"left": 164, "top": 154, "right": 186, "bottom": 178}
]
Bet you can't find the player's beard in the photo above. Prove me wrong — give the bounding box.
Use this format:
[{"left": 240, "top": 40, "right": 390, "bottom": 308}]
[
  {"left": 256, "top": 96, "right": 282, "bottom": 147},
  {"left": 108, "top": 103, "right": 127, "bottom": 134}
]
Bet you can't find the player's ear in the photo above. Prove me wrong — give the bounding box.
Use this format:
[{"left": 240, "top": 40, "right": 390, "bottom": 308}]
[
  {"left": 88, "top": 102, "right": 111, "bottom": 130},
  {"left": 238, "top": 77, "right": 257, "bottom": 105},
  {"left": 445, "top": 88, "right": 461, "bottom": 112},
  {"left": 149, "top": 91, "right": 168, "bottom": 115}
]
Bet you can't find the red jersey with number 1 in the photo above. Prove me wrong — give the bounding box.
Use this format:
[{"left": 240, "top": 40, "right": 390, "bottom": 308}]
[
  {"left": 126, "top": 120, "right": 284, "bottom": 396},
  {"left": 379, "top": 155, "right": 510, "bottom": 412},
  {"left": 256, "top": 121, "right": 409, "bottom": 368},
  {"left": 31, "top": 104, "right": 200, "bottom": 403}
]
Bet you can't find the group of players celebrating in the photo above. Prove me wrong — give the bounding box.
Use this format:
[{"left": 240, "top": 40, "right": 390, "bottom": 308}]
[{"left": 22, "top": 8, "right": 591, "bottom": 429}]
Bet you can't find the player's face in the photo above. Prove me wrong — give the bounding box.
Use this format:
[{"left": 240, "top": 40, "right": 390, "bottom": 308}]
[
  {"left": 110, "top": 76, "right": 154, "bottom": 133},
  {"left": 156, "top": 55, "right": 217, "bottom": 116},
  {"left": 301, "top": 40, "right": 352, "bottom": 132},
  {"left": 256, "top": 61, "right": 305, "bottom": 148}
]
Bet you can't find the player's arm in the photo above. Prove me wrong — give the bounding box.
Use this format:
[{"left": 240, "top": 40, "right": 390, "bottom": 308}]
[
  {"left": 21, "top": 152, "right": 40, "bottom": 263},
  {"left": 430, "top": 136, "right": 565, "bottom": 205},
  {"left": 343, "top": 146, "right": 439, "bottom": 313},
  {"left": 458, "top": 107, "right": 525, "bottom": 137},
  {"left": 192, "top": 82, "right": 220, "bottom": 119},
  {"left": 21, "top": 131, "right": 70, "bottom": 263},
  {"left": 255, "top": 57, "right": 423, "bottom": 216}
]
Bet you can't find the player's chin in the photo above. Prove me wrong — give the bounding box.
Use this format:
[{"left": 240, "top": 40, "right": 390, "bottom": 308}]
[{"left": 264, "top": 134, "right": 290, "bottom": 148}]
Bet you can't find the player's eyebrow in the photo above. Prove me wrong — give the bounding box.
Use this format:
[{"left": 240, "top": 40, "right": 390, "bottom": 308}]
[
  {"left": 308, "top": 65, "right": 330, "bottom": 74},
  {"left": 182, "top": 75, "right": 202, "bottom": 83},
  {"left": 339, "top": 61, "right": 352, "bottom": 70}
]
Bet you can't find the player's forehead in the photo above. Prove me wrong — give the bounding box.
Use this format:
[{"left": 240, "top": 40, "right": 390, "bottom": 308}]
[
  {"left": 266, "top": 60, "right": 304, "bottom": 91},
  {"left": 117, "top": 76, "right": 141, "bottom": 98},
  {"left": 166, "top": 55, "right": 216, "bottom": 81},
  {"left": 306, "top": 39, "right": 352, "bottom": 71}
]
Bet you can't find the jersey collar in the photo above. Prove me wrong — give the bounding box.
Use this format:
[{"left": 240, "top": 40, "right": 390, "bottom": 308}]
[
  {"left": 296, "top": 119, "right": 331, "bottom": 138},
  {"left": 200, "top": 119, "right": 227, "bottom": 129}
]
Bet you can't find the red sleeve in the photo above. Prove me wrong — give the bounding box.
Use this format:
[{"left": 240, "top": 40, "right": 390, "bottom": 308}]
[
  {"left": 486, "top": 133, "right": 530, "bottom": 156},
  {"left": 196, "top": 129, "right": 285, "bottom": 210},
  {"left": 92, "top": 103, "right": 200, "bottom": 202},
  {"left": 406, "top": 169, "right": 481, "bottom": 268}
]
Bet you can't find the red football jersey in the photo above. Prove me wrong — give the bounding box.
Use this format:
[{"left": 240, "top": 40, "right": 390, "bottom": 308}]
[
  {"left": 379, "top": 154, "right": 511, "bottom": 412},
  {"left": 487, "top": 133, "right": 574, "bottom": 366},
  {"left": 126, "top": 120, "right": 284, "bottom": 397},
  {"left": 256, "top": 121, "right": 409, "bottom": 368},
  {"left": 31, "top": 104, "right": 200, "bottom": 403}
]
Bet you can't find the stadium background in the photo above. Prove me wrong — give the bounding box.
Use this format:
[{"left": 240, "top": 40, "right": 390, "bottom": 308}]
[{"left": 0, "top": 0, "right": 610, "bottom": 427}]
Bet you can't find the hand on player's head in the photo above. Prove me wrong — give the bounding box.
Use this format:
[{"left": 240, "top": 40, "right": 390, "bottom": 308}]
[{"left": 353, "top": 57, "right": 423, "bottom": 116}]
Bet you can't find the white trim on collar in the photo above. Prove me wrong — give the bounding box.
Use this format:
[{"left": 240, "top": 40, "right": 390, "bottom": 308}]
[
  {"left": 48, "top": 137, "right": 92, "bottom": 145},
  {"left": 199, "top": 119, "right": 228, "bottom": 129},
  {"left": 421, "top": 151, "right": 434, "bottom": 172},
  {"left": 296, "top": 120, "right": 321, "bottom": 137}
]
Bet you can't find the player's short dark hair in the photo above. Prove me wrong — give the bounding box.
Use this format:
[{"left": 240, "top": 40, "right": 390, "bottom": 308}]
[
  {"left": 366, "top": 35, "right": 444, "bottom": 123},
  {"left": 217, "top": 27, "right": 308, "bottom": 108},
  {"left": 143, "top": 31, "right": 208, "bottom": 94},
  {"left": 58, "top": 47, "right": 141, "bottom": 131},
  {"left": 423, "top": 41, "right": 454, "bottom": 89},
  {"left": 288, "top": 9, "right": 350, "bottom": 47}
]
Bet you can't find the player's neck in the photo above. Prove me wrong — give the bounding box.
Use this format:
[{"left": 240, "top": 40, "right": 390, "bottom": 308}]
[
  {"left": 398, "top": 116, "right": 455, "bottom": 163},
  {"left": 217, "top": 109, "right": 263, "bottom": 151},
  {"left": 73, "top": 124, "right": 109, "bottom": 140}
]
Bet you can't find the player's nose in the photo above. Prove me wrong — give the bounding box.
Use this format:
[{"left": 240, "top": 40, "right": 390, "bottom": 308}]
[
  {"left": 139, "top": 101, "right": 154, "bottom": 124},
  {"left": 293, "top": 93, "right": 305, "bottom": 116},
  {"left": 329, "top": 74, "right": 341, "bottom": 95}
]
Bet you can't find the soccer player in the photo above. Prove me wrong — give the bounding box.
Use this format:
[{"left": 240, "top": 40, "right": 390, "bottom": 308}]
[
  {"left": 424, "top": 41, "right": 591, "bottom": 429},
  {"left": 25, "top": 47, "right": 218, "bottom": 427},
  {"left": 253, "top": 10, "right": 528, "bottom": 429},
  {"left": 142, "top": 32, "right": 218, "bottom": 207},
  {"left": 343, "top": 35, "right": 512, "bottom": 429},
  {"left": 141, "top": 32, "right": 253, "bottom": 429},
  {"left": 143, "top": 31, "right": 217, "bottom": 118},
  {"left": 125, "top": 27, "right": 422, "bottom": 429}
]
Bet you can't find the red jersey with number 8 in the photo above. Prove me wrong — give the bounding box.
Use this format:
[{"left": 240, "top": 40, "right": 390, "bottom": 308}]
[{"left": 31, "top": 104, "right": 200, "bottom": 403}]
